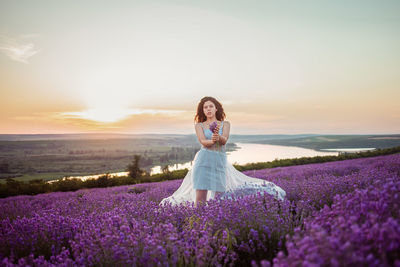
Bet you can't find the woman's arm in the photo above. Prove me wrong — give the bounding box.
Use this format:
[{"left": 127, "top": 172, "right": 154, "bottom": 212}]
[
  {"left": 195, "top": 123, "right": 215, "bottom": 147},
  {"left": 218, "top": 121, "right": 230, "bottom": 145}
]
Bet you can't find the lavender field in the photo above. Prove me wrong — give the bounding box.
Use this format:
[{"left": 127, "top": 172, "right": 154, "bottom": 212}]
[{"left": 1, "top": 153, "right": 400, "bottom": 267}]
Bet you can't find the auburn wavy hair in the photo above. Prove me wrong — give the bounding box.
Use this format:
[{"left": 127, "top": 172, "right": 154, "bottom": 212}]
[{"left": 194, "top": 96, "right": 226, "bottom": 123}]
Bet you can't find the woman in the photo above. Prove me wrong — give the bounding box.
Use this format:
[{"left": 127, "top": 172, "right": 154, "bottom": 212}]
[{"left": 159, "top": 96, "right": 286, "bottom": 207}]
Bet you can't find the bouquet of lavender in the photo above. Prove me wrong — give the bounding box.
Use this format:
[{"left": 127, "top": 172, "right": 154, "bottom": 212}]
[{"left": 209, "top": 121, "right": 220, "bottom": 150}]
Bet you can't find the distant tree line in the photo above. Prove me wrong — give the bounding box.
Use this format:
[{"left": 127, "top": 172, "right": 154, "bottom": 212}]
[{"left": 68, "top": 149, "right": 106, "bottom": 154}]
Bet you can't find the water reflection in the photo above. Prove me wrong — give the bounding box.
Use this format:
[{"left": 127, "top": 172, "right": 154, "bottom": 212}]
[
  {"left": 150, "top": 161, "right": 193, "bottom": 175},
  {"left": 226, "top": 143, "right": 338, "bottom": 165},
  {"left": 47, "top": 171, "right": 129, "bottom": 184}
]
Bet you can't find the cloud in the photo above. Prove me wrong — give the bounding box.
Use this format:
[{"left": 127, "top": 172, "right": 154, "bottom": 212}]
[
  {"left": 13, "top": 108, "right": 187, "bottom": 124},
  {"left": 0, "top": 34, "right": 40, "bottom": 63},
  {"left": 59, "top": 108, "right": 186, "bottom": 123},
  {"left": 11, "top": 108, "right": 191, "bottom": 132}
]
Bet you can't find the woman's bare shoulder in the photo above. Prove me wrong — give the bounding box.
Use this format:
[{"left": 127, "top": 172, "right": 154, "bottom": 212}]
[{"left": 223, "top": 120, "right": 230, "bottom": 126}]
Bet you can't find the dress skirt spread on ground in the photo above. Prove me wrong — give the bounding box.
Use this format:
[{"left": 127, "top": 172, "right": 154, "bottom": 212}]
[{"left": 159, "top": 121, "right": 286, "bottom": 207}]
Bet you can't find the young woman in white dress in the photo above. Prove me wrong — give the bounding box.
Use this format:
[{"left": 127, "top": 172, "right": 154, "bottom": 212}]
[{"left": 159, "top": 96, "right": 286, "bottom": 208}]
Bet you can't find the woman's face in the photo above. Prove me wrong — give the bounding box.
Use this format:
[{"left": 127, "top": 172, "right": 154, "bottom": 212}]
[{"left": 203, "top": 100, "right": 217, "bottom": 118}]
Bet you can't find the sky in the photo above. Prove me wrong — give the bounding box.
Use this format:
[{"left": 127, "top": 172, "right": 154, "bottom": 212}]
[{"left": 0, "top": 0, "right": 399, "bottom": 135}]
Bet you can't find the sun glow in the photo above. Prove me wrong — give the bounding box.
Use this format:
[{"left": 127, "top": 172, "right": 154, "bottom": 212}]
[
  {"left": 61, "top": 108, "right": 186, "bottom": 123},
  {"left": 62, "top": 108, "right": 136, "bottom": 123}
]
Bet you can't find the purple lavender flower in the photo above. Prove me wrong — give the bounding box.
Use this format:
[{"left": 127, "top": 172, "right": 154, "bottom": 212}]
[
  {"left": 209, "top": 121, "right": 220, "bottom": 149},
  {"left": 1, "top": 153, "right": 399, "bottom": 266},
  {"left": 209, "top": 121, "right": 218, "bottom": 133}
]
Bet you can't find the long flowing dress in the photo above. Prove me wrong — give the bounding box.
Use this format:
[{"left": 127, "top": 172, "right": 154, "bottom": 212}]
[{"left": 159, "top": 121, "right": 286, "bottom": 207}]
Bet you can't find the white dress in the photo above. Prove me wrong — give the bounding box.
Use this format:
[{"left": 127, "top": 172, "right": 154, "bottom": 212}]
[{"left": 159, "top": 123, "right": 286, "bottom": 207}]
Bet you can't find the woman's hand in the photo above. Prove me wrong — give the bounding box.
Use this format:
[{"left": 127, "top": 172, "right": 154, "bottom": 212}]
[{"left": 211, "top": 133, "right": 220, "bottom": 143}]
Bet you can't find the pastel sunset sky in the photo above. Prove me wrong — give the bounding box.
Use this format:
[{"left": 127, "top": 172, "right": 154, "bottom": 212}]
[{"left": 0, "top": 0, "right": 399, "bottom": 135}]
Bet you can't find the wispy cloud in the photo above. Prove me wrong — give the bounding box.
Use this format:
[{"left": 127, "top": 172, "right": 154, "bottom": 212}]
[{"left": 0, "top": 34, "right": 40, "bottom": 63}]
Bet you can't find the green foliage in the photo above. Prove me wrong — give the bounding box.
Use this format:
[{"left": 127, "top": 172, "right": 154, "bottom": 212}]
[{"left": 127, "top": 155, "right": 145, "bottom": 179}]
